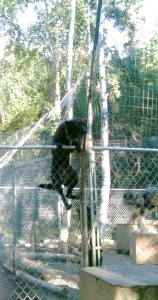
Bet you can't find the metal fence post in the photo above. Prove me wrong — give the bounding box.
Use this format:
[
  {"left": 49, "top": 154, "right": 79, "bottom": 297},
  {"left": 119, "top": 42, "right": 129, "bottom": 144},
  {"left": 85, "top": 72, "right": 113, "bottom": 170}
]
[
  {"left": 13, "top": 162, "right": 17, "bottom": 275},
  {"left": 80, "top": 149, "right": 89, "bottom": 267},
  {"left": 87, "top": 102, "right": 96, "bottom": 267}
]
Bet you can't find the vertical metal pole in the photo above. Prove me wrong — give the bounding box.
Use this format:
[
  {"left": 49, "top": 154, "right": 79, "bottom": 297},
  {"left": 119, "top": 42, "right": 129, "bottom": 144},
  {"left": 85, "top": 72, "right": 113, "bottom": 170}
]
[
  {"left": 92, "top": 152, "right": 101, "bottom": 266},
  {"left": 85, "top": 0, "right": 102, "bottom": 267},
  {"left": 80, "top": 147, "right": 89, "bottom": 267},
  {"left": 13, "top": 163, "right": 17, "bottom": 274},
  {"left": 80, "top": 0, "right": 102, "bottom": 267},
  {"left": 87, "top": 103, "right": 96, "bottom": 266},
  {"left": 32, "top": 188, "right": 39, "bottom": 251}
]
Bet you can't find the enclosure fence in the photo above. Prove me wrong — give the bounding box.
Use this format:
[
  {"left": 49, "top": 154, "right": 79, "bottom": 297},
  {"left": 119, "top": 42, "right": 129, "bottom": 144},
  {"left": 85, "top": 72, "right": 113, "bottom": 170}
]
[{"left": 1, "top": 145, "right": 158, "bottom": 299}]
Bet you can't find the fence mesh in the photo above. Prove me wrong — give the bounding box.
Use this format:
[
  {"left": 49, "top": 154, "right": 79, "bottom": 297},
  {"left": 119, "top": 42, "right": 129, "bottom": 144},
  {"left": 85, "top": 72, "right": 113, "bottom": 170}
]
[{"left": 1, "top": 147, "right": 158, "bottom": 299}]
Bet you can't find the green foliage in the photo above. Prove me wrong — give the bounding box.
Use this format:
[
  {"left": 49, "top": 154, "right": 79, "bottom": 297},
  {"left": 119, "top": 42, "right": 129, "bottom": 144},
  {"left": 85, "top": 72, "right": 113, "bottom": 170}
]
[
  {"left": 1, "top": 0, "right": 158, "bottom": 141},
  {"left": 0, "top": 46, "right": 54, "bottom": 131},
  {"left": 0, "top": 0, "right": 91, "bottom": 132}
]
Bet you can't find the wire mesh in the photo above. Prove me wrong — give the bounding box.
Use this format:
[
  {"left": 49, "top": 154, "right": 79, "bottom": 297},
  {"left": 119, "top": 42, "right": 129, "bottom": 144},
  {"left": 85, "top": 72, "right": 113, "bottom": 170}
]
[
  {"left": 0, "top": 149, "right": 83, "bottom": 300},
  {"left": 1, "top": 147, "right": 158, "bottom": 299}
]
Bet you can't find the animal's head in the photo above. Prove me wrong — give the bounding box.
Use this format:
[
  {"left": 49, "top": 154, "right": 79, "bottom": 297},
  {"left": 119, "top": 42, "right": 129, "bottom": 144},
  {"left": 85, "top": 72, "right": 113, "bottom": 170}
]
[
  {"left": 65, "top": 118, "right": 87, "bottom": 139},
  {"left": 124, "top": 191, "right": 144, "bottom": 207},
  {"left": 123, "top": 191, "right": 135, "bottom": 206}
]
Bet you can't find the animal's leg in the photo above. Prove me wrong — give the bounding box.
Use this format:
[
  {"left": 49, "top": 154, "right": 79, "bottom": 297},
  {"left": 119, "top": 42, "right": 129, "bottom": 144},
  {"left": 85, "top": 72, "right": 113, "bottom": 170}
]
[
  {"left": 55, "top": 183, "right": 72, "bottom": 210},
  {"left": 137, "top": 209, "right": 149, "bottom": 232},
  {"left": 137, "top": 215, "right": 145, "bottom": 232},
  {"left": 39, "top": 183, "right": 53, "bottom": 189},
  {"left": 127, "top": 212, "right": 138, "bottom": 224},
  {"left": 51, "top": 171, "right": 72, "bottom": 210},
  {"left": 63, "top": 166, "right": 79, "bottom": 199}
]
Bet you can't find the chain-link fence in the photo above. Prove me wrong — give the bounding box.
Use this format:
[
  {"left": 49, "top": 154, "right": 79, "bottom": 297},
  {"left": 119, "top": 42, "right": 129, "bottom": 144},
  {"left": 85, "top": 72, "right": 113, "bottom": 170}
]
[
  {"left": 1, "top": 146, "right": 158, "bottom": 299},
  {"left": 0, "top": 148, "right": 82, "bottom": 300}
]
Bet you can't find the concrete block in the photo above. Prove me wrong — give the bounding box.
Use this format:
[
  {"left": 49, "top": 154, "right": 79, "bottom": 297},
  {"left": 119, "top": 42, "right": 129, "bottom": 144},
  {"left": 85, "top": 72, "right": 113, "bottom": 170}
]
[
  {"left": 116, "top": 222, "right": 158, "bottom": 254},
  {"left": 131, "top": 232, "right": 158, "bottom": 264},
  {"left": 79, "top": 266, "right": 158, "bottom": 300},
  {"left": 116, "top": 224, "right": 138, "bottom": 253}
]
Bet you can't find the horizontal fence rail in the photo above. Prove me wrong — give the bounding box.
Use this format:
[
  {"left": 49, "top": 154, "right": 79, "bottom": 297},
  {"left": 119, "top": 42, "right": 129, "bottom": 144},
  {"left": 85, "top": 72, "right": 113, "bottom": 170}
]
[
  {"left": 0, "top": 145, "right": 76, "bottom": 149},
  {"left": 0, "top": 144, "right": 158, "bottom": 152},
  {"left": 92, "top": 146, "right": 158, "bottom": 152}
]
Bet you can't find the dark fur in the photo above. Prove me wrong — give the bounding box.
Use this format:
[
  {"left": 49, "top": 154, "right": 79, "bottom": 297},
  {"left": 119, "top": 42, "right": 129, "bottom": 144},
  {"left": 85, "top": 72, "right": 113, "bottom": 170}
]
[
  {"left": 124, "top": 189, "right": 158, "bottom": 231},
  {"left": 39, "top": 118, "right": 87, "bottom": 210}
]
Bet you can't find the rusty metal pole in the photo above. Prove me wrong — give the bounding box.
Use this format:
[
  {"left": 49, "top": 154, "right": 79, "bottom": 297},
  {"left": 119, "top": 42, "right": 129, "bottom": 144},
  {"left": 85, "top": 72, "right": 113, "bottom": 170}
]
[
  {"left": 80, "top": 139, "right": 89, "bottom": 267},
  {"left": 80, "top": 0, "right": 102, "bottom": 267},
  {"left": 86, "top": 0, "right": 103, "bottom": 267}
]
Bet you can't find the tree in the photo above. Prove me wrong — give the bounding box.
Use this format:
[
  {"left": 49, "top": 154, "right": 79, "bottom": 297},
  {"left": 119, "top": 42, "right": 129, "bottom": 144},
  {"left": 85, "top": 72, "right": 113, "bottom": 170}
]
[
  {"left": 98, "top": 5, "right": 110, "bottom": 240},
  {"left": 66, "top": 0, "right": 76, "bottom": 120}
]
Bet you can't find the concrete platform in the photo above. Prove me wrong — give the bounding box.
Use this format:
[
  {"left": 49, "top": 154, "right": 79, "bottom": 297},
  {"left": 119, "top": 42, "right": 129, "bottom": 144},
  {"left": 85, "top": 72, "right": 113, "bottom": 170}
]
[
  {"left": 116, "top": 224, "right": 138, "bottom": 253},
  {"left": 116, "top": 222, "right": 158, "bottom": 254},
  {"left": 131, "top": 232, "right": 158, "bottom": 264},
  {"left": 79, "top": 265, "right": 158, "bottom": 300}
]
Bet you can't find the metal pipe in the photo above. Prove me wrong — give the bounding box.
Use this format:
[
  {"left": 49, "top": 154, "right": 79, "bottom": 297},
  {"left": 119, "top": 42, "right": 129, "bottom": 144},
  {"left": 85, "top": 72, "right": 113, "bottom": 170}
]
[
  {"left": 92, "top": 146, "right": 158, "bottom": 152},
  {"left": 12, "top": 163, "right": 17, "bottom": 275},
  {"left": 87, "top": 102, "right": 96, "bottom": 267},
  {"left": 0, "top": 145, "right": 75, "bottom": 150},
  {"left": 89, "top": 149, "right": 96, "bottom": 266},
  {"left": 0, "top": 145, "right": 158, "bottom": 152},
  {"left": 79, "top": 151, "right": 89, "bottom": 267}
]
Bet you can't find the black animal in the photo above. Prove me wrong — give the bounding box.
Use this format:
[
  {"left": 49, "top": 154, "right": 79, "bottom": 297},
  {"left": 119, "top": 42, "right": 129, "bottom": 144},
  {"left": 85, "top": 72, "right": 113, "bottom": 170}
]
[
  {"left": 39, "top": 118, "right": 87, "bottom": 210},
  {"left": 124, "top": 189, "right": 158, "bottom": 231}
]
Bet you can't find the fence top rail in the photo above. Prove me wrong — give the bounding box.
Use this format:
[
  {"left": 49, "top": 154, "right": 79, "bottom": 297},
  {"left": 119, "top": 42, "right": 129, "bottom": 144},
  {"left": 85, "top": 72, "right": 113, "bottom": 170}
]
[
  {"left": 0, "top": 145, "right": 76, "bottom": 150},
  {"left": 0, "top": 144, "right": 158, "bottom": 152},
  {"left": 92, "top": 145, "right": 158, "bottom": 152}
]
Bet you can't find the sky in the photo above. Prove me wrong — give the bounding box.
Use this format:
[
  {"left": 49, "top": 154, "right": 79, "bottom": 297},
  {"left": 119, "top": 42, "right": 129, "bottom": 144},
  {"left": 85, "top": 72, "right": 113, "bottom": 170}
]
[
  {"left": 106, "top": 0, "right": 158, "bottom": 52},
  {"left": 1, "top": 0, "right": 158, "bottom": 58},
  {"left": 16, "top": 4, "right": 37, "bottom": 31},
  {"left": 140, "top": 0, "right": 158, "bottom": 39},
  {"left": 142, "top": 0, "right": 158, "bottom": 27}
]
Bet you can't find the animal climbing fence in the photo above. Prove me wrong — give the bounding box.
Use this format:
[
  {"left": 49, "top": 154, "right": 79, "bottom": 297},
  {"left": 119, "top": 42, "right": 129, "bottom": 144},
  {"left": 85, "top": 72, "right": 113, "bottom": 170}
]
[{"left": 1, "top": 145, "right": 158, "bottom": 299}]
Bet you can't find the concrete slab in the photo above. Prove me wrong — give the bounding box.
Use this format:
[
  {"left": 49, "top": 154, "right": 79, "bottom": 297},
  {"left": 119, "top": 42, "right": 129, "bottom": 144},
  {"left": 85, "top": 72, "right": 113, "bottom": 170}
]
[
  {"left": 131, "top": 232, "right": 158, "bottom": 264},
  {"left": 82, "top": 265, "right": 158, "bottom": 286},
  {"left": 79, "top": 266, "right": 158, "bottom": 300}
]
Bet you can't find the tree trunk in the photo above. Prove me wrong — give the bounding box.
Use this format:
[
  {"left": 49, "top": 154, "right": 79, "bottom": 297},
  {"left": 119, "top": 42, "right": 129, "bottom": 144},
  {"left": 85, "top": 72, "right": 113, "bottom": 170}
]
[
  {"left": 65, "top": 0, "right": 76, "bottom": 120},
  {"left": 98, "top": 7, "right": 110, "bottom": 240},
  {"left": 60, "top": 0, "right": 77, "bottom": 253}
]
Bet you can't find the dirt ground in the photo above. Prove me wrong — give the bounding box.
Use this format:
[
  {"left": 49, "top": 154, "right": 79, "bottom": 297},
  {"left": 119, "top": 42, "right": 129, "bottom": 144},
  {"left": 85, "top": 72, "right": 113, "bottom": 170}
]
[
  {"left": 0, "top": 268, "right": 15, "bottom": 300},
  {"left": 0, "top": 246, "right": 132, "bottom": 300},
  {"left": 0, "top": 263, "right": 75, "bottom": 300},
  {"left": 0, "top": 266, "right": 51, "bottom": 300},
  {"left": 2, "top": 245, "right": 157, "bottom": 300}
]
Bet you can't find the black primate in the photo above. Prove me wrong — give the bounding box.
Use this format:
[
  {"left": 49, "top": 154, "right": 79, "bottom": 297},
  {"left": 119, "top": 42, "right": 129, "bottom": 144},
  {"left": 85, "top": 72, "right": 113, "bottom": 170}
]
[{"left": 39, "top": 118, "right": 87, "bottom": 210}]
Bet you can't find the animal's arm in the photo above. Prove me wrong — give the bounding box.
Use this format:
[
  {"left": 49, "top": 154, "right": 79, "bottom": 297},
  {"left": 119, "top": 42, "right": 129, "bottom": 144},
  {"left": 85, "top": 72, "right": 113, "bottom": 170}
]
[
  {"left": 71, "top": 139, "right": 83, "bottom": 153},
  {"left": 52, "top": 122, "right": 70, "bottom": 152},
  {"left": 53, "top": 122, "right": 67, "bottom": 143}
]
